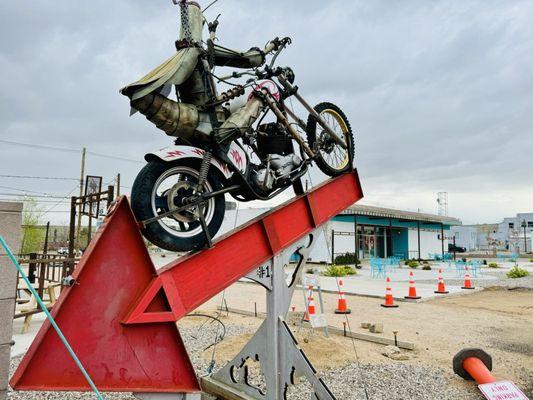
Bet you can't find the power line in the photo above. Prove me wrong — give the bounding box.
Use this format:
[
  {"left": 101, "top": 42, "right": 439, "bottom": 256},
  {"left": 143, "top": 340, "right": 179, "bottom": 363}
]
[
  {"left": 0, "top": 139, "right": 143, "bottom": 164},
  {"left": 0, "top": 193, "right": 70, "bottom": 199},
  {"left": 0, "top": 185, "right": 72, "bottom": 197},
  {"left": 0, "top": 174, "right": 78, "bottom": 181},
  {"left": 0, "top": 198, "right": 70, "bottom": 203}
]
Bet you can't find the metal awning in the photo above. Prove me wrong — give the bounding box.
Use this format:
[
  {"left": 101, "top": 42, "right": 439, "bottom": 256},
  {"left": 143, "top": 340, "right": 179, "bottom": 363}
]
[{"left": 341, "top": 203, "right": 461, "bottom": 226}]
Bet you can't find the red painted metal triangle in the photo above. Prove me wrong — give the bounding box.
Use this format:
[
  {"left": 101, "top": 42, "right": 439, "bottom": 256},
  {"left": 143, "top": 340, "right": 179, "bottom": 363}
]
[{"left": 10, "top": 197, "right": 200, "bottom": 393}]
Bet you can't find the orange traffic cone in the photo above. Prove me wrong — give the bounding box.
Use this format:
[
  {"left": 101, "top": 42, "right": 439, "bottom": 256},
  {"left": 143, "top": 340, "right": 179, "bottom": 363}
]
[
  {"left": 304, "top": 285, "right": 314, "bottom": 321},
  {"left": 335, "top": 279, "right": 351, "bottom": 314},
  {"left": 462, "top": 267, "right": 475, "bottom": 290},
  {"left": 405, "top": 271, "right": 421, "bottom": 300},
  {"left": 434, "top": 269, "right": 449, "bottom": 294},
  {"left": 307, "top": 295, "right": 316, "bottom": 316},
  {"left": 381, "top": 277, "right": 399, "bottom": 308}
]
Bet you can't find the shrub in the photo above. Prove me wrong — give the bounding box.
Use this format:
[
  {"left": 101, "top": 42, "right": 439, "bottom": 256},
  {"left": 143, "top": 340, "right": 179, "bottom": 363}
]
[
  {"left": 483, "top": 260, "right": 487, "bottom": 265},
  {"left": 422, "top": 265, "right": 432, "bottom": 271},
  {"left": 343, "top": 266, "right": 357, "bottom": 275},
  {"left": 408, "top": 260, "right": 419, "bottom": 268},
  {"left": 334, "top": 253, "right": 361, "bottom": 267},
  {"left": 488, "top": 262, "right": 499, "bottom": 268},
  {"left": 529, "top": 258, "right": 533, "bottom": 263},
  {"left": 507, "top": 266, "right": 530, "bottom": 279},
  {"left": 323, "top": 265, "right": 357, "bottom": 276},
  {"left": 306, "top": 268, "right": 316, "bottom": 274},
  {"left": 323, "top": 264, "right": 348, "bottom": 277}
]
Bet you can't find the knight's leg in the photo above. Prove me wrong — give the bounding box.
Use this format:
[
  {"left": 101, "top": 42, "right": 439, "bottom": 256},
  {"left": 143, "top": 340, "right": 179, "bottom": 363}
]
[{"left": 215, "top": 96, "right": 265, "bottom": 148}]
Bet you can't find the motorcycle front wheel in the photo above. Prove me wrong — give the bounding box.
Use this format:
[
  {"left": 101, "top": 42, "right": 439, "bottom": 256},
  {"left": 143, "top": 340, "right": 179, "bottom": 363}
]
[
  {"left": 306, "top": 102, "right": 354, "bottom": 177},
  {"left": 131, "top": 159, "right": 225, "bottom": 252}
]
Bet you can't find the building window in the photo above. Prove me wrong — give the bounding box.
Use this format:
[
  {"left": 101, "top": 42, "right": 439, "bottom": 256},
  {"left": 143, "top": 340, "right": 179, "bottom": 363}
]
[{"left": 508, "top": 223, "right": 514, "bottom": 229}]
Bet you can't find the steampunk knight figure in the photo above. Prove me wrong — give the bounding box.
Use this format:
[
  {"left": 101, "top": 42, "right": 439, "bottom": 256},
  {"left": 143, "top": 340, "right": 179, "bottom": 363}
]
[{"left": 121, "top": 1, "right": 354, "bottom": 252}]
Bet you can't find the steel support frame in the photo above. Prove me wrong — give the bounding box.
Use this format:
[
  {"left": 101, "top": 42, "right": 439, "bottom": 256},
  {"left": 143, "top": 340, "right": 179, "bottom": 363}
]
[{"left": 202, "top": 228, "right": 336, "bottom": 400}]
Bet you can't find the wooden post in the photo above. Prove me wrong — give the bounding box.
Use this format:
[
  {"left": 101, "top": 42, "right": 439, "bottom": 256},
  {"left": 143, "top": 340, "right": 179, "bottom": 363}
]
[
  {"left": 28, "top": 252, "right": 37, "bottom": 284},
  {"left": 116, "top": 173, "right": 121, "bottom": 197},
  {"left": 107, "top": 185, "right": 115, "bottom": 211},
  {"left": 87, "top": 195, "right": 92, "bottom": 248},
  {"left": 75, "top": 147, "right": 86, "bottom": 254}
]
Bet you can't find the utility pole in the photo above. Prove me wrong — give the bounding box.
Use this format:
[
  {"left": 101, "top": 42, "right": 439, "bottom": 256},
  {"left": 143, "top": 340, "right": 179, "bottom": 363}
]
[
  {"left": 75, "top": 147, "right": 86, "bottom": 254},
  {"left": 42, "top": 221, "right": 50, "bottom": 255},
  {"left": 116, "top": 173, "right": 121, "bottom": 197}
]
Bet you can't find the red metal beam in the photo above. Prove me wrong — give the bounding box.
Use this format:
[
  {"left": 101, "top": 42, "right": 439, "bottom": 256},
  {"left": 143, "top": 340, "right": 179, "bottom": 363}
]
[{"left": 124, "top": 170, "right": 363, "bottom": 324}]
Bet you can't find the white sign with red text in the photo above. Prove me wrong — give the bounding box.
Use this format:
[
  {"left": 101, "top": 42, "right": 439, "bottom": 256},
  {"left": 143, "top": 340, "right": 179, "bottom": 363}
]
[{"left": 478, "top": 380, "right": 529, "bottom": 400}]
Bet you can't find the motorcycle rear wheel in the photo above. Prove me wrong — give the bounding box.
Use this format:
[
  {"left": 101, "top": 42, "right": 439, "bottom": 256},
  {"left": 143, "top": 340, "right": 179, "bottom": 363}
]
[
  {"left": 306, "top": 102, "right": 354, "bottom": 177},
  {"left": 131, "top": 159, "right": 225, "bottom": 252}
]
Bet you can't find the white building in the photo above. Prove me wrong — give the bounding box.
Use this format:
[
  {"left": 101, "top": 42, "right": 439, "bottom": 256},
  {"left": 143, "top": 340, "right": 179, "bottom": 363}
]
[{"left": 220, "top": 203, "right": 461, "bottom": 262}]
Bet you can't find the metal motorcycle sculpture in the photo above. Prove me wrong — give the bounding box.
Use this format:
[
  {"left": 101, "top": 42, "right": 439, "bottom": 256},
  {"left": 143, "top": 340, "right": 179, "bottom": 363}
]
[{"left": 121, "top": 1, "right": 354, "bottom": 252}]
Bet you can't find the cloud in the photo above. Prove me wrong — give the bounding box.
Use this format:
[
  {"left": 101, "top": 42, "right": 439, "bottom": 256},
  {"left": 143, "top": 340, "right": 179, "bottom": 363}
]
[{"left": 1, "top": 0, "right": 532, "bottom": 224}]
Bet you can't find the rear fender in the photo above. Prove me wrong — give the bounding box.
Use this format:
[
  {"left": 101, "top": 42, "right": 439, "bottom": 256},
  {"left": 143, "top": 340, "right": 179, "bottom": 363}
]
[{"left": 145, "top": 145, "right": 234, "bottom": 180}]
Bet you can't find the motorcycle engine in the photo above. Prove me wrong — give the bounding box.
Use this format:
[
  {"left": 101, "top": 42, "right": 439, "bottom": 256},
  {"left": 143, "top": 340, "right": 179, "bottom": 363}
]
[
  {"left": 253, "top": 154, "right": 302, "bottom": 193},
  {"left": 252, "top": 122, "right": 302, "bottom": 193}
]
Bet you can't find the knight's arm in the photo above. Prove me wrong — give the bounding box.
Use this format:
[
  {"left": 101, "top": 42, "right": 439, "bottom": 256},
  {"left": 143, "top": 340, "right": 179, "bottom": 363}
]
[{"left": 212, "top": 37, "right": 286, "bottom": 69}]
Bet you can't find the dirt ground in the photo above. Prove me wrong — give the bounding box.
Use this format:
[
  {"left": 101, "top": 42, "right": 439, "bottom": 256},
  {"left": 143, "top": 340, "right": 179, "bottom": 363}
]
[{"left": 182, "top": 283, "right": 533, "bottom": 396}]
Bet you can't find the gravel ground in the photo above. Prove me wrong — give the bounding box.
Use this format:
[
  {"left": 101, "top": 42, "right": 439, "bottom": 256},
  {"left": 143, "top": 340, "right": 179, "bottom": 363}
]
[{"left": 9, "top": 318, "right": 483, "bottom": 400}]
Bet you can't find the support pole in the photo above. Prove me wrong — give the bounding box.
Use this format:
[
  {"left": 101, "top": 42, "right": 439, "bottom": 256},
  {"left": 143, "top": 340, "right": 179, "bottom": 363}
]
[
  {"left": 441, "top": 223, "right": 445, "bottom": 259},
  {"left": 389, "top": 217, "right": 393, "bottom": 257},
  {"left": 354, "top": 214, "right": 359, "bottom": 263},
  {"left": 331, "top": 229, "right": 335, "bottom": 264},
  {"left": 42, "top": 221, "right": 50, "bottom": 255},
  {"left": 417, "top": 220, "right": 421, "bottom": 261}
]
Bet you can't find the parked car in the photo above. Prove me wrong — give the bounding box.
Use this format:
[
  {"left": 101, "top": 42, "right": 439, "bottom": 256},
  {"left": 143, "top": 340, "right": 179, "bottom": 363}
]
[
  {"left": 448, "top": 243, "right": 466, "bottom": 253},
  {"left": 57, "top": 247, "right": 68, "bottom": 255}
]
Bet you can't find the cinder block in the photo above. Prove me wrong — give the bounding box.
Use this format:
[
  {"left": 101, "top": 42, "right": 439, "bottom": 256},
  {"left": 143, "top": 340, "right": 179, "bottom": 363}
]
[
  {"left": 369, "top": 323, "right": 384, "bottom": 334},
  {"left": 0, "top": 344, "right": 10, "bottom": 391},
  {"left": 0, "top": 300, "right": 14, "bottom": 345}
]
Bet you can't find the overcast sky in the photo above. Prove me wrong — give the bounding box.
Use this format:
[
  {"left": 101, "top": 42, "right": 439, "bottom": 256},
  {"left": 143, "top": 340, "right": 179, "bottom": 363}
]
[{"left": 1, "top": 0, "right": 532, "bottom": 225}]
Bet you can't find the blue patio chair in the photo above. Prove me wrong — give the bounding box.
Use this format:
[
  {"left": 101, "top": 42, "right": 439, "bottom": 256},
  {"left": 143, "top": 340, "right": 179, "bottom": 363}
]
[
  {"left": 370, "top": 258, "right": 386, "bottom": 279},
  {"left": 442, "top": 253, "right": 454, "bottom": 270},
  {"left": 497, "top": 253, "right": 507, "bottom": 263},
  {"left": 468, "top": 260, "right": 482, "bottom": 278},
  {"left": 455, "top": 260, "right": 466, "bottom": 278},
  {"left": 509, "top": 253, "right": 518, "bottom": 262},
  {"left": 386, "top": 256, "right": 401, "bottom": 272}
]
